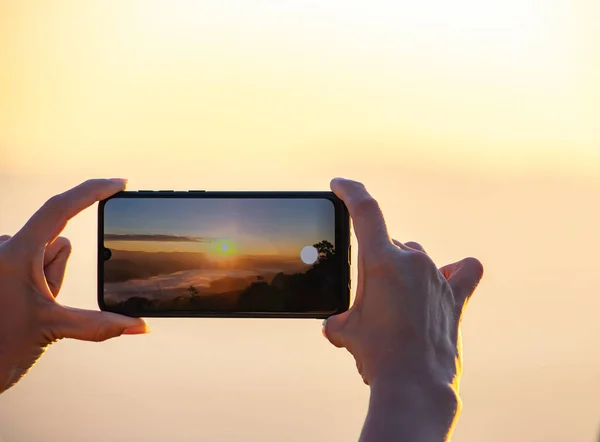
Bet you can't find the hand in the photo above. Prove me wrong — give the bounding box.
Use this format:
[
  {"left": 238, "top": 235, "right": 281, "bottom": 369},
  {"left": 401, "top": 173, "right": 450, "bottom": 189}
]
[
  {"left": 0, "top": 179, "right": 150, "bottom": 394},
  {"left": 323, "top": 178, "right": 484, "bottom": 441}
]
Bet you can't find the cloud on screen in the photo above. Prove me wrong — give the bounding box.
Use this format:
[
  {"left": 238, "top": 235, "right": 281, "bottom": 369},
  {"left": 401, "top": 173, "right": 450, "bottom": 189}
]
[
  {"left": 104, "top": 234, "right": 216, "bottom": 242},
  {"left": 104, "top": 268, "right": 260, "bottom": 301}
]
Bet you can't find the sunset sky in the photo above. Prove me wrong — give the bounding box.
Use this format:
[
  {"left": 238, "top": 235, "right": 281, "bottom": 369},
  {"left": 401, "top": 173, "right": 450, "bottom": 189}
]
[
  {"left": 103, "top": 197, "right": 335, "bottom": 255},
  {"left": 1, "top": 1, "right": 600, "bottom": 442}
]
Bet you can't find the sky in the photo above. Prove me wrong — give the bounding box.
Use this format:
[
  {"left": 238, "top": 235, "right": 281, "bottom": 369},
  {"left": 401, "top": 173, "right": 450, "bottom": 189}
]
[
  {"left": 1, "top": 1, "right": 600, "bottom": 441},
  {"left": 103, "top": 197, "right": 335, "bottom": 255}
]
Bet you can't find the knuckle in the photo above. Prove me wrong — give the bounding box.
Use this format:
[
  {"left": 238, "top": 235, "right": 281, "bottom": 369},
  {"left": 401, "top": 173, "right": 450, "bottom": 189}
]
[
  {"left": 340, "top": 178, "right": 366, "bottom": 190},
  {"left": 355, "top": 196, "right": 380, "bottom": 214},
  {"left": 43, "top": 194, "right": 68, "bottom": 218},
  {"left": 80, "top": 178, "right": 99, "bottom": 189},
  {"left": 403, "top": 249, "right": 437, "bottom": 276},
  {"left": 366, "top": 244, "right": 400, "bottom": 274},
  {"left": 353, "top": 180, "right": 367, "bottom": 191},
  {"left": 36, "top": 302, "right": 65, "bottom": 341},
  {"left": 406, "top": 248, "right": 433, "bottom": 267},
  {"left": 405, "top": 241, "right": 424, "bottom": 252},
  {"left": 42, "top": 194, "right": 70, "bottom": 224},
  {"left": 82, "top": 179, "right": 110, "bottom": 196},
  {"left": 45, "top": 193, "right": 65, "bottom": 210},
  {"left": 88, "top": 181, "right": 106, "bottom": 198},
  {"left": 92, "top": 323, "right": 116, "bottom": 342}
]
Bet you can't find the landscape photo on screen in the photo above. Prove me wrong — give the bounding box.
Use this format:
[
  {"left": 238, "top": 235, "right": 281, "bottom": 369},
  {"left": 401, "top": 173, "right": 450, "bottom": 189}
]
[{"left": 102, "top": 198, "right": 339, "bottom": 312}]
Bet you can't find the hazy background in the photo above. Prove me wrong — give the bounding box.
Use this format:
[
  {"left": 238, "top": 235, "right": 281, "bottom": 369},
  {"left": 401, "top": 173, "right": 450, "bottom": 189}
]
[{"left": 1, "top": 1, "right": 599, "bottom": 441}]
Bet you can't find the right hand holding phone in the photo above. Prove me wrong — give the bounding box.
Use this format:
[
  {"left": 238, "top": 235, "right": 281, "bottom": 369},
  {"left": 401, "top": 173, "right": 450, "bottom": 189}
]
[{"left": 324, "top": 178, "right": 484, "bottom": 396}]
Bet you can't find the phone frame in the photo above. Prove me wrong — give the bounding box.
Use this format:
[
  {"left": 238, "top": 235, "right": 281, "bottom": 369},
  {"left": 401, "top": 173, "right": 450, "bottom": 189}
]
[{"left": 97, "top": 190, "right": 351, "bottom": 319}]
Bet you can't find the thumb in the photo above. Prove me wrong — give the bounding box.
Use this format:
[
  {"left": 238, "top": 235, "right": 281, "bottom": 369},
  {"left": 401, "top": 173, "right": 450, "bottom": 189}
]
[
  {"left": 440, "top": 257, "right": 484, "bottom": 312},
  {"left": 322, "top": 312, "right": 349, "bottom": 348},
  {"left": 54, "top": 306, "right": 150, "bottom": 342}
]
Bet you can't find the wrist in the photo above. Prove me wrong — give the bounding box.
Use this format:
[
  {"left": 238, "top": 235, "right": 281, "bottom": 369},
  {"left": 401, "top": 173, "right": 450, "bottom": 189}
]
[
  {"left": 0, "top": 348, "right": 20, "bottom": 394},
  {"left": 0, "top": 364, "right": 15, "bottom": 394},
  {"left": 370, "top": 374, "right": 460, "bottom": 416},
  {"left": 361, "top": 375, "right": 460, "bottom": 442}
]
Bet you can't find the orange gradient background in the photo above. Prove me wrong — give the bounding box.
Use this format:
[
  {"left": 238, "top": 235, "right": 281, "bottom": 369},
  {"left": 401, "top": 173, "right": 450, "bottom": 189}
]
[{"left": 1, "top": 1, "right": 599, "bottom": 441}]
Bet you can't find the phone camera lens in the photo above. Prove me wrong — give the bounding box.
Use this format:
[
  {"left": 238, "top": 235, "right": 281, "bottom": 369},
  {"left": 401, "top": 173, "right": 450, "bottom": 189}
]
[{"left": 103, "top": 248, "right": 112, "bottom": 261}]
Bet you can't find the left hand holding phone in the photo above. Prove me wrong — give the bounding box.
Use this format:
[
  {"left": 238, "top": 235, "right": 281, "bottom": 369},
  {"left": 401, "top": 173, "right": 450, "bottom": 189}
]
[{"left": 0, "top": 178, "right": 150, "bottom": 394}]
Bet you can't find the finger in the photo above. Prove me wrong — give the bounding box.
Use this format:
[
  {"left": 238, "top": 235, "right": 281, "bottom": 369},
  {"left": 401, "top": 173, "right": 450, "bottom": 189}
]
[
  {"left": 44, "top": 237, "right": 72, "bottom": 297},
  {"left": 0, "top": 235, "right": 14, "bottom": 256},
  {"left": 440, "top": 257, "right": 484, "bottom": 312},
  {"left": 53, "top": 306, "right": 150, "bottom": 342},
  {"left": 322, "top": 312, "right": 350, "bottom": 349},
  {"left": 0, "top": 235, "right": 12, "bottom": 248},
  {"left": 330, "top": 178, "right": 391, "bottom": 251},
  {"left": 12, "top": 178, "right": 127, "bottom": 250},
  {"left": 44, "top": 237, "right": 71, "bottom": 266},
  {"left": 404, "top": 241, "right": 426, "bottom": 253},
  {"left": 393, "top": 239, "right": 427, "bottom": 254}
]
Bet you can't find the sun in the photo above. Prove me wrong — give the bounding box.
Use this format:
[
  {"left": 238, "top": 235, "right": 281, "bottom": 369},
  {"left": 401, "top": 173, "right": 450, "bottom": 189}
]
[{"left": 211, "top": 239, "right": 237, "bottom": 257}]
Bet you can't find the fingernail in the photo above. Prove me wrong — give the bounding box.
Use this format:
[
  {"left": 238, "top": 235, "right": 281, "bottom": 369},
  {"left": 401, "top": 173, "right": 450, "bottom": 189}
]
[
  {"left": 321, "top": 319, "right": 327, "bottom": 338},
  {"left": 110, "top": 178, "right": 128, "bottom": 184},
  {"left": 122, "top": 323, "right": 151, "bottom": 335}
]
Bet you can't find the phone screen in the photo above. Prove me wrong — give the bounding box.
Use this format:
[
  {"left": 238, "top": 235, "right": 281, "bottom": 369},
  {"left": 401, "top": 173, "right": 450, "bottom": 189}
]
[{"left": 99, "top": 193, "right": 350, "bottom": 317}]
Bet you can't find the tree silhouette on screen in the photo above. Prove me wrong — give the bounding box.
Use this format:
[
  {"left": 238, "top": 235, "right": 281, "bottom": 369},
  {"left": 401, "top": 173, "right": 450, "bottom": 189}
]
[{"left": 313, "top": 240, "right": 334, "bottom": 261}]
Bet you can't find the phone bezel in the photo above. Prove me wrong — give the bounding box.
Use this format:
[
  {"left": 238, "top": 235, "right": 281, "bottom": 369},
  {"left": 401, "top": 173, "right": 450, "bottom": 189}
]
[{"left": 97, "top": 190, "right": 351, "bottom": 319}]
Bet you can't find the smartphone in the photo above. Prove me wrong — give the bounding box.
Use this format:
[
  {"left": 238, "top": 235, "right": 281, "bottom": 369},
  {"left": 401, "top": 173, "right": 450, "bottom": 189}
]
[{"left": 98, "top": 190, "right": 351, "bottom": 318}]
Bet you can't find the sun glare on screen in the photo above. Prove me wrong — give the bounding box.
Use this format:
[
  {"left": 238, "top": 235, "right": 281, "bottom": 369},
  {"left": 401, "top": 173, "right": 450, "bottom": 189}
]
[{"left": 212, "top": 239, "right": 237, "bottom": 258}]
